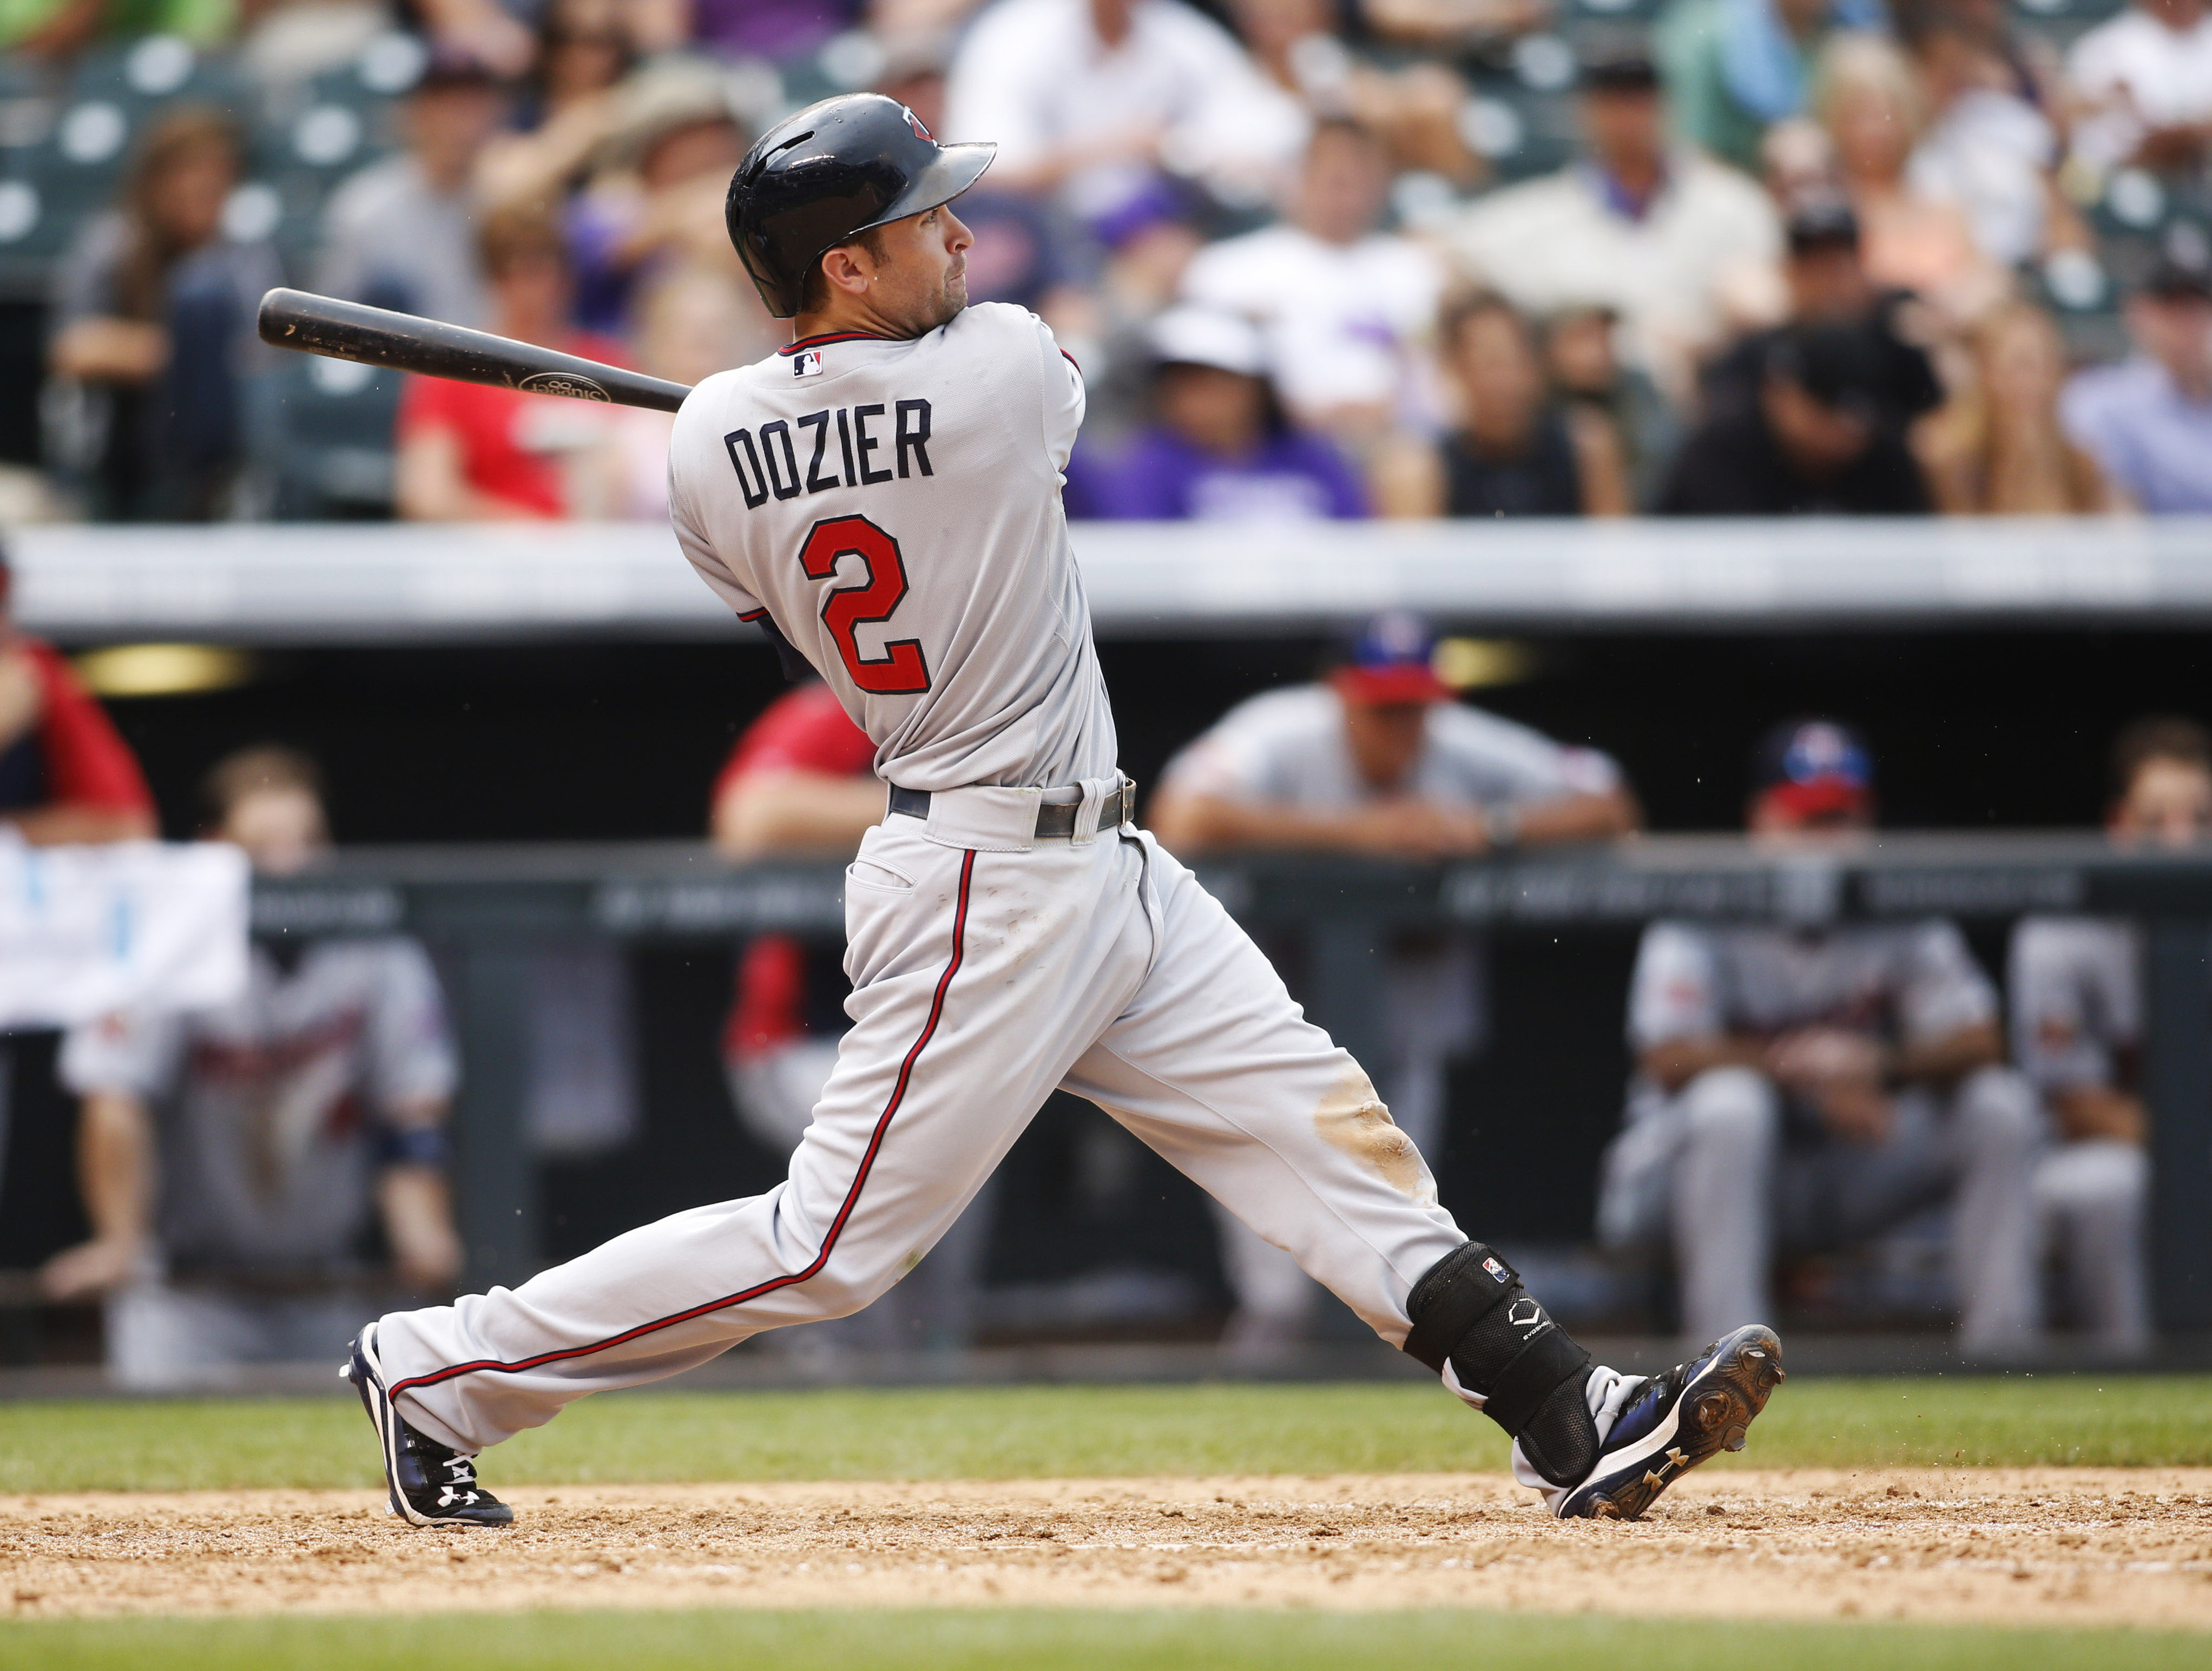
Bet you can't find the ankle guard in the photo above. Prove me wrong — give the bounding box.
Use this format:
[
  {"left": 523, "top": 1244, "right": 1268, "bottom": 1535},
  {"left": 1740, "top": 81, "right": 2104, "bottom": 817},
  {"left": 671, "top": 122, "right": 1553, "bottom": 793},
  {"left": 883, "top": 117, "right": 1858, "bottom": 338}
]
[{"left": 1404, "top": 1242, "right": 1597, "bottom": 1485}]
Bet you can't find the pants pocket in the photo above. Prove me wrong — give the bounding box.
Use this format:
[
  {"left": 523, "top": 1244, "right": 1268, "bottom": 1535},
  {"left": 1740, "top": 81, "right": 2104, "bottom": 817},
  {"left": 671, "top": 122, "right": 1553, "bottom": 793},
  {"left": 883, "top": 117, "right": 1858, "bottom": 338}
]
[{"left": 846, "top": 857, "right": 916, "bottom": 894}]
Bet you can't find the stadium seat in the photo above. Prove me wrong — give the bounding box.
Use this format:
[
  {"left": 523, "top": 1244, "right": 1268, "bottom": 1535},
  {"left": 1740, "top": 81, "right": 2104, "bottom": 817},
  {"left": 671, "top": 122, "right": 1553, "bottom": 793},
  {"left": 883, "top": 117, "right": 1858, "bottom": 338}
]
[{"left": 248, "top": 350, "right": 403, "bottom": 519}]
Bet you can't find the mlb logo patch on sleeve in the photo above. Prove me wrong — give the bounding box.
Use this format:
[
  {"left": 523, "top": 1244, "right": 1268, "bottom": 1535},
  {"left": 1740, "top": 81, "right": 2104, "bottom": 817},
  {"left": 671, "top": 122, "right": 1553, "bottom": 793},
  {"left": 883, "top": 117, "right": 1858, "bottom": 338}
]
[{"left": 793, "top": 349, "right": 825, "bottom": 378}]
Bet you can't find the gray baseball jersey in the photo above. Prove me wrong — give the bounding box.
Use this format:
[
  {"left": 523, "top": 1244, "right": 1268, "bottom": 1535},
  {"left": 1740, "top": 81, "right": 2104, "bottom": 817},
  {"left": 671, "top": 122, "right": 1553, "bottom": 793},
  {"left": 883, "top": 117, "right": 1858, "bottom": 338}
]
[
  {"left": 2007, "top": 916, "right": 2141, "bottom": 1092},
  {"left": 668, "top": 301, "right": 1116, "bottom": 793},
  {"left": 1628, "top": 920, "right": 1996, "bottom": 1052},
  {"left": 1159, "top": 684, "right": 1622, "bottom": 811},
  {"left": 60, "top": 938, "right": 457, "bottom": 1277}
]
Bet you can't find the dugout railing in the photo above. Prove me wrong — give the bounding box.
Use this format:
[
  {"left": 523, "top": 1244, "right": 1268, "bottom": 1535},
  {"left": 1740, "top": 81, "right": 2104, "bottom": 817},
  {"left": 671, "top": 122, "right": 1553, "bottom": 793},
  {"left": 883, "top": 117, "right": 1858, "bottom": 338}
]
[{"left": 247, "top": 832, "right": 2212, "bottom": 1333}]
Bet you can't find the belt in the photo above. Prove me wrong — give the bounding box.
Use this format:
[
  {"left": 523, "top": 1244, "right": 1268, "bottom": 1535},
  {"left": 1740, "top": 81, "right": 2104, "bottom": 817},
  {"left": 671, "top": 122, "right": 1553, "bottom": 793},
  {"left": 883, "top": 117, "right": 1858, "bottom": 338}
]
[{"left": 888, "top": 777, "right": 1133, "bottom": 838}]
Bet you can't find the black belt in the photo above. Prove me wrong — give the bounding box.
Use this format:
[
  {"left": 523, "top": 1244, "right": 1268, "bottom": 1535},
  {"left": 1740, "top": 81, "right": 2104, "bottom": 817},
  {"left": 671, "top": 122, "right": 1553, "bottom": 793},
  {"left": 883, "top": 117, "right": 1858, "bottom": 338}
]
[{"left": 888, "top": 778, "right": 1133, "bottom": 838}]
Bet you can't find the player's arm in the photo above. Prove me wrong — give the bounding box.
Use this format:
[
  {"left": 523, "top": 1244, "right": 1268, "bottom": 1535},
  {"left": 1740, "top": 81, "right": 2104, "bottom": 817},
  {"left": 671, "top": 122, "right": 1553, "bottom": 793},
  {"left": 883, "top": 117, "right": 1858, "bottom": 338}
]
[
  {"left": 1, "top": 803, "right": 156, "bottom": 845},
  {"left": 1885, "top": 1019, "right": 2003, "bottom": 1087},
  {"left": 373, "top": 1096, "right": 464, "bottom": 1293},
  {"left": 1882, "top": 925, "right": 2004, "bottom": 1089},
  {"left": 1636, "top": 1034, "right": 1769, "bottom": 1093},
  {"left": 1628, "top": 923, "right": 1760, "bottom": 1093},
  {"left": 37, "top": 1090, "right": 155, "bottom": 1299},
  {"left": 1148, "top": 788, "right": 1488, "bottom": 861},
  {"left": 2008, "top": 923, "right": 2147, "bottom": 1144},
  {"left": 2046, "top": 1082, "right": 2148, "bottom": 1144},
  {"left": 713, "top": 772, "right": 886, "bottom": 860},
  {"left": 1510, "top": 785, "right": 1642, "bottom": 847}
]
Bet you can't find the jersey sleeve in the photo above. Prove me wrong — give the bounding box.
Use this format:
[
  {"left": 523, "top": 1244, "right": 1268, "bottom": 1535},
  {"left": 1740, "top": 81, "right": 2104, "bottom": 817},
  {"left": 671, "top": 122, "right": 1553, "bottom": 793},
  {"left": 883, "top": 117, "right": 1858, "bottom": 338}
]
[
  {"left": 667, "top": 420, "right": 766, "bottom": 620},
  {"left": 2008, "top": 918, "right": 2139, "bottom": 1090},
  {"left": 58, "top": 1006, "right": 185, "bottom": 1100},
  {"left": 361, "top": 939, "right": 459, "bottom": 1118},
  {"left": 1627, "top": 922, "right": 1721, "bottom": 1049},
  {"left": 1432, "top": 705, "right": 1624, "bottom": 806},
  {"left": 2009, "top": 919, "right": 2098, "bottom": 1089},
  {"left": 1897, "top": 921, "right": 1998, "bottom": 1043},
  {"left": 1157, "top": 695, "right": 1308, "bottom": 804},
  {"left": 1031, "top": 312, "right": 1086, "bottom": 477},
  {"left": 27, "top": 642, "right": 155, "bottom": 815}
]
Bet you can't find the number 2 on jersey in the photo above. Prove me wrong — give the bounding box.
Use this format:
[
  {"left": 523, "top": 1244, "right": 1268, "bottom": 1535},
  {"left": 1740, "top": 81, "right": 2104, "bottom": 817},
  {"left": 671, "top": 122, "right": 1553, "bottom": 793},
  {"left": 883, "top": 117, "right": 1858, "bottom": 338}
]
[{"left": 797, "top": 515, "right": 930, "bottom": 695}]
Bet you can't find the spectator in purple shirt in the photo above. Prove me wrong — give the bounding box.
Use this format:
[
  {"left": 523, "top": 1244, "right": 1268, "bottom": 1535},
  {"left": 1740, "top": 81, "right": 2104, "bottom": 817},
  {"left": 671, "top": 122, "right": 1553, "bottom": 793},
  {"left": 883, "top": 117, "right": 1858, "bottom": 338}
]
[
  {"left": 2060, "top": 255, "right": 2212, "bottom": 515},
  {"left": 691, "top": 0, "right": 863, "bottom": 64},
  {"left": 1076, "top": 307, "right": 1367, "bottom": 521}
]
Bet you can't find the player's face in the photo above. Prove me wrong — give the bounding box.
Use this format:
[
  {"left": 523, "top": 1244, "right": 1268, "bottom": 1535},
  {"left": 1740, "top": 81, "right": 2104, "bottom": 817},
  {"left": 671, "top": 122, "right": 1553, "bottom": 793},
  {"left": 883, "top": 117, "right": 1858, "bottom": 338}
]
[
  {"left": 221, "top": 787, "right": 330, "bottom": 876},
  {"left": 2113, "top": 759, "right": 2212, "bottom": 848},
  {"left": 1341, "top": 699, "right": 1431, "bottom": 791},
  {"left": 862, "top": 202, "right": 974, "bottom": 335}
]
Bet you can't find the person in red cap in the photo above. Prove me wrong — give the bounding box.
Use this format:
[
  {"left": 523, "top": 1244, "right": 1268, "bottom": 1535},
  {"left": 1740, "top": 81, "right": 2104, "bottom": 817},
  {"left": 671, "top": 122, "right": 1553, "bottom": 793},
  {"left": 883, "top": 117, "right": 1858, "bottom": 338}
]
[
  {"left": 0, "top": 546, "right": 157, "bottom": 847},
  {"left": 1599, "top": 718, "right": 2042, "bottom": 1355},
  {"left": 1149, "top": 613, "right": 1640, "bottom": 1353}
]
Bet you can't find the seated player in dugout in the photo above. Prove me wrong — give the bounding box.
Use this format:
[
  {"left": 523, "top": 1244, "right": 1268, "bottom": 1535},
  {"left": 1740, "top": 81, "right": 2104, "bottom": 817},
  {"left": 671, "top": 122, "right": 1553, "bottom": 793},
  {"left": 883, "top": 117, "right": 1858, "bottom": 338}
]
[
  {"left": 343, "top": 92, "right": 1784, "bottom": 1533},
  {"left": 2005, "top": 717, "right": 2212, "bottom": 1358},
  {"left": 0, "top": 543, "right": 157, "bottom": 846},
  {"left": 1598, "top": 721, "right": 2044, "bottom": 1356},
  {"left": 1149, "top": 613, "right": 1640, "bottom": 1353},
  {"left": 712, "top": 680, "right": 996, "bottom": 1353},
  {"left": 40, "top": 748, "right": 463, "bottom": 1387}
]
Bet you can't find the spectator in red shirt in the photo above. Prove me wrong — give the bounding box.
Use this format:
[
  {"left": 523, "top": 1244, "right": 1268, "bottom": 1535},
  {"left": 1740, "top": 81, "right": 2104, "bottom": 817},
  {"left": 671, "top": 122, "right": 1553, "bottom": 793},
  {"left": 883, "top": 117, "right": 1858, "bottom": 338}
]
[
  {"left": 0, "top": 547, "right": 157, "bottom": 847},
  {"left": 394, "top": 202, "right": 629, "bottom": 521},
  {"left": 712, "top": 681, "right": 996, "bottom": 1354}
]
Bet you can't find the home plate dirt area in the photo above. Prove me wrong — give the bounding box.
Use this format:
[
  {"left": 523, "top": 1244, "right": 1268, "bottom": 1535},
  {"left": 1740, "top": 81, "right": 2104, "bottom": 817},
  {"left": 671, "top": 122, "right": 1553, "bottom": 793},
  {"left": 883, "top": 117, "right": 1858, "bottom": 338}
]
[{"left": 4, "top": 1469, "right": 2209, "bottom": 1628}]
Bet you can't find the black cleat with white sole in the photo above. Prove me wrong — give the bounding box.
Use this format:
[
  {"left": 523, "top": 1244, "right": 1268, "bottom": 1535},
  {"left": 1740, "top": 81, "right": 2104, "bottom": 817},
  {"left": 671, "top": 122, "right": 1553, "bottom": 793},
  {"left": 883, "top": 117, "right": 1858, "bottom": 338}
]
[
  {"left": 1556, "top": 1324, "right": 1785, "bottom": 1521},
  {"left": 343, "top": 1325, "right": 512, "bottom": 1529}
]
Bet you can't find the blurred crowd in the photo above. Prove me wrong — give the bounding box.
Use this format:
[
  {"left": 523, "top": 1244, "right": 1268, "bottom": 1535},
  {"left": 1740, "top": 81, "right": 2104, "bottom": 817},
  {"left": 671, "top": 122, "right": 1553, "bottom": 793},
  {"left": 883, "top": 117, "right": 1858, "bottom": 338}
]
[{"left": 2, "top": 0, "right": 2209, "bottom": 524}]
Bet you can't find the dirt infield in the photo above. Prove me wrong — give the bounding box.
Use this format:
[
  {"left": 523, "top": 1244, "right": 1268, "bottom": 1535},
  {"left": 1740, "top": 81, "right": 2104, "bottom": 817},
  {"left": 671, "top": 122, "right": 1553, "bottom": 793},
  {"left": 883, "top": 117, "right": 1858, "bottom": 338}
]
[{"left": 4, "top": 1469, "right": 2208, "bottom": 1629}]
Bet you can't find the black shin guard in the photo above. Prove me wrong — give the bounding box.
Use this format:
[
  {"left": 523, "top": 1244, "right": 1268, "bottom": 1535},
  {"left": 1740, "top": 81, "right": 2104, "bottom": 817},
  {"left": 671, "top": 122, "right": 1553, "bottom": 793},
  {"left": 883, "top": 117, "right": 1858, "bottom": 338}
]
[{"left": 1403, "top": 1242, "right": 1599, "bottom": 1486}]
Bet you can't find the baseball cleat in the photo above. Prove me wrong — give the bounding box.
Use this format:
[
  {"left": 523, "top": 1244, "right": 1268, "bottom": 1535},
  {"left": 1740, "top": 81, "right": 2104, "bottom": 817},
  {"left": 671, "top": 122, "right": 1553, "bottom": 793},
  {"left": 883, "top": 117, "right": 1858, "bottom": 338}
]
[
  {"left": 1556, "top": 1324, "right": 1785, "bottom": 1522},
  {"left": 344, "top": 1325, "right": 512, "bottom": 1529}
]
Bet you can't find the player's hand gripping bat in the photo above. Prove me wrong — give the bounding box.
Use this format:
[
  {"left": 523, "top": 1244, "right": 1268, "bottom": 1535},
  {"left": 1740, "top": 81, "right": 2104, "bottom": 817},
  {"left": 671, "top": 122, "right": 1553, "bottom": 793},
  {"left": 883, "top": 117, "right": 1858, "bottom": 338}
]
[{"left": 256, "top": 287, "right": 693, "bottom": 412}]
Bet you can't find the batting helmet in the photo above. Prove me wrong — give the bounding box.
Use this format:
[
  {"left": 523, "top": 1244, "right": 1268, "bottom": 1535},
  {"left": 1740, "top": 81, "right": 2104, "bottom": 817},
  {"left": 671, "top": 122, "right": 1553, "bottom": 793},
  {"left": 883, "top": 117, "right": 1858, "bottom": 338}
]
[{"left": 726, "top": 94, "right": 995, "bottom": 319}]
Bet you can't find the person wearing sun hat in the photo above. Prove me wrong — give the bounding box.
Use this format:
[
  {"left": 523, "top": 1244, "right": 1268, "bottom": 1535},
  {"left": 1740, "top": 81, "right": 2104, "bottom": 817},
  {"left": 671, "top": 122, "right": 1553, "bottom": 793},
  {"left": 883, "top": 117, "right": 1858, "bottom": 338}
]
[{"left": 1076, "top": 305, "right": 1368, "bottom": 521}]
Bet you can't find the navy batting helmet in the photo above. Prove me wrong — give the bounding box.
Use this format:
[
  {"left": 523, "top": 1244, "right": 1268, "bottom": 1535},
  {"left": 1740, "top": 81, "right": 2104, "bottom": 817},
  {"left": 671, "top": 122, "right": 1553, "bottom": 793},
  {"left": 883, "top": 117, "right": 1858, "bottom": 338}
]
[{"left": 726, "top": 94, "right": 995, "bottom": 319}]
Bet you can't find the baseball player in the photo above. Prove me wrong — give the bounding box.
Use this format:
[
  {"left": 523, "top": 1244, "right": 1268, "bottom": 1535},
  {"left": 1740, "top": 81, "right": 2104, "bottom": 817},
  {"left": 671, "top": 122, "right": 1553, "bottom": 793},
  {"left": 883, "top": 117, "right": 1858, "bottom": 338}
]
[
  {"left": 344, "top": 94, "right": 1781, "bottom": 1530},
  {"left": 1150, "top": 613, "right": 1638, "bottom": 1352},
  {"left": 1599, "top": 720, "right": 2041, "bottom": 1353},
  {"left": 2005, "top": 716, "right": 2207, "bottom": 1357},
  {"left": 43, "top": 747, "right": 461, "bottom": 1387}
]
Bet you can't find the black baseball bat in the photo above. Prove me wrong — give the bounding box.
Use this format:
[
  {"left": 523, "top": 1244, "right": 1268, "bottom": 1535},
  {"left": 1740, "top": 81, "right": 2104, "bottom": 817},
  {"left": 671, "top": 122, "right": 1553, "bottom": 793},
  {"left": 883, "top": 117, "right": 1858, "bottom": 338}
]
[{"left": 256, "top": 287, "right": 693, "bottom": 412}]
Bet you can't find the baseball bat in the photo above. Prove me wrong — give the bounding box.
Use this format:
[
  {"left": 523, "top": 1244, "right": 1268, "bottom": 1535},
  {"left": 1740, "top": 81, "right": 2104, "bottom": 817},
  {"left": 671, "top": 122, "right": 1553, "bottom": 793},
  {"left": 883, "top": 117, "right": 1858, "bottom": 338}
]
[{"left": 256, "top": 287, "right": 693, "bottom": 412}]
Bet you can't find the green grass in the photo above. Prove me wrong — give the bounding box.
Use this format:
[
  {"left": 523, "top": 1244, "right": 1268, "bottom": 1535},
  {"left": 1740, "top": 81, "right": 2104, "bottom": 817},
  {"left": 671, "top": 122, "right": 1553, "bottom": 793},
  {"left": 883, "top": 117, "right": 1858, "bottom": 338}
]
[
  {"left": 2, "top": 1375, "right": 2207, "bottom": 1495},
  {"left": 1, "top": 1609, "right": 2206, "bottom": 1671}
]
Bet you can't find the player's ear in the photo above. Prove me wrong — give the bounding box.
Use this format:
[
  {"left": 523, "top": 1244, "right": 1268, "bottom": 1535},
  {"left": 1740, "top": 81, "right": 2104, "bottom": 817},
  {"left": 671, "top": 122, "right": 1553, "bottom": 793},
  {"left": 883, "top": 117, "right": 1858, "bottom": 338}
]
[{"left": 819, "top": 242, "right": 874, "bottom": 300}]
